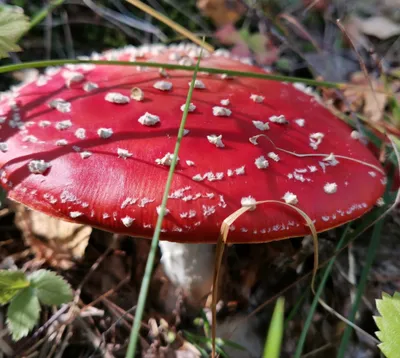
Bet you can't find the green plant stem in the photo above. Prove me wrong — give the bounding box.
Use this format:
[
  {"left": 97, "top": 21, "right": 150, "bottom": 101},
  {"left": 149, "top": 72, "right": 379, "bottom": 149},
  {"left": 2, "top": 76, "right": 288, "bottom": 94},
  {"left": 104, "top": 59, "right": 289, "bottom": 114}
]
[
  {"left": 28, "top": 0, "right": 65, "bottom": 32},
  {"left": 294, "top": 224, "right": 351, "bottom": 358},
  {"left": 125, "top": 52, "right": 203, "bottom": 358},
  {"left": 0, "top": 59, "right": 341, "bottom": 89},
  {"left": 337, "top": 218, "right": 385, "bottom": 357}
]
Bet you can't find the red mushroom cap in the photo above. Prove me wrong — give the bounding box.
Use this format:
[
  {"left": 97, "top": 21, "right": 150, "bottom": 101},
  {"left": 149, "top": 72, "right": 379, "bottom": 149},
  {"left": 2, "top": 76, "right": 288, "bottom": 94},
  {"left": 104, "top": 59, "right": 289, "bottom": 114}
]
[{"left": 0, "top": 44, "right": 386, "bottom": 243}]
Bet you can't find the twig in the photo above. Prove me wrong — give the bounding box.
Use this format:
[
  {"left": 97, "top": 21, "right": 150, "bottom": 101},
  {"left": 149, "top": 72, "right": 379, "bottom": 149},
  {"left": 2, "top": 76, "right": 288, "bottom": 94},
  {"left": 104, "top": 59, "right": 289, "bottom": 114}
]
[
  {"left": 54, "top": 325, "right": 72, "bottom": 358},
  {"left": 61, "top": 10, "right": 75, "bottom": 58},
  {"left": 0, "top": 328, "right": 13, "bottom": 356},
  {"left": 74, "top": 236, "right": 116, "bottom": 304},
  {"left": 0, "top": 209, "right": 10, "bottom": 218},
  {"left": 124, "top": 0, "right": 214, "bottom": 52},
  {"left": 82, "top": 276, "right": 131, "bottom": 310},
  {"left": 44, "top": 9, "right": 52, "bottom": 60},
  {"left": 82, "top": 0, "right": 166, "bottom": 40},
  {"left": 75, "top": 317, "right": 114, "bottom": 358},
  {"left": 336, "top": 19, "right": 382, "bottom": 116},
  {"left": 93, "top": 305, "right": 137, "bottom": 357},
  {"left": 14, "top": 305, "right": 70, "bottom": 356}
]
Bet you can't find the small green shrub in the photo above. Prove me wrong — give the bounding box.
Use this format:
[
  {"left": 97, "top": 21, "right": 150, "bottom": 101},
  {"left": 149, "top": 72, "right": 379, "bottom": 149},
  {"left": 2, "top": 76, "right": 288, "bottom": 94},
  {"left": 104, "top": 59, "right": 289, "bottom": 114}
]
[
  {"left": 0, "top": 269, "right": 73, "bottom": 340},
  {"left": 374, "top": 292, "right": 400, "bottom": 358}
]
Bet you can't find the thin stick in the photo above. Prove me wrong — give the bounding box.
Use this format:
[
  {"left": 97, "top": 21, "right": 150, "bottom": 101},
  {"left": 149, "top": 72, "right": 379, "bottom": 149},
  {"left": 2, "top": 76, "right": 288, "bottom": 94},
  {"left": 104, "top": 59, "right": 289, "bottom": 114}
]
[
  {"left": 81, "top": 276, "right": 130, "bottom": 310},
  {"left": 124, "top": 0, "right": 214, "bottom": 52},
  {"left": 74, "top": 243, "right": 115, "bottom": 304},
  {"left": 336, "top": 19, "right": 381, "bottom": 114}
]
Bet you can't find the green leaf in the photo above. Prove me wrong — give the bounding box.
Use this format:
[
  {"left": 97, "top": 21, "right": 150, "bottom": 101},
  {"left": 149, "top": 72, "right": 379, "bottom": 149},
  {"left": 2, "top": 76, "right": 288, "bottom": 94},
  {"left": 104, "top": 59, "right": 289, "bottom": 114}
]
[
  {"left": 263, "top": 298, "right": 285, "bottom": 358},
  {"left": 28, "top": 270, "right": 73, "bottom": 306},
  {"left": 0, "top": 270, "right": 30, "bottom": 305},
  {"left": 374, "top": 292, "right": 400, "bottom": 358},
  {"left": 0, "top": 6, "right": 30, "bottom": 59},
  {"left": 6, "top": 287, "right": 40, "bottom": 341},
  {"left": 238, "top": 28, "right": 251, "bottom": 43},
  {"left": 247, "top": 33, "right": 267, "bottom": 54}
]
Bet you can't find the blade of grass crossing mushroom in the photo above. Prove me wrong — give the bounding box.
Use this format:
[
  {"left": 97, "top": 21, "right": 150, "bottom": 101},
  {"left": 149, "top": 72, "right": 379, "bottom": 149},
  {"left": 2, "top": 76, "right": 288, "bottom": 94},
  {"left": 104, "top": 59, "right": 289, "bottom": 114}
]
[
  {"left": 0, "top": 57, "right": 392, "bottom": 96},
  {"left": 0, "top": 59, "right": 343, "bottom": 89},
  {"left": 294, "top": 224, "right": 351, "bottom": 358},
  {"left": 124, "top": 0, "right": 214, "bottom": 52},
  {"left": 211, "top": 200, "right": 319, "bottom": 358},
  {"left": 125, "top": 48, "right": 204, "bottom": 358}
]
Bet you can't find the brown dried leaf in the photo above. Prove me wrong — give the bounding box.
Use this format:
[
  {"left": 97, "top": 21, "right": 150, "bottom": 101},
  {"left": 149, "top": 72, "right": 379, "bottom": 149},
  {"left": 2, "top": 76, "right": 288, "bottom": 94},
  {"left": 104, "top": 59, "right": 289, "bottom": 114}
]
[
  {"left": 342, "top": 72, "right": 388, "bottom": 123},
  {"left": 12, "top": 203, "right": 91, "bottom": 269},
  {"left": 363, "top": 87, "right": 388, "bottom": 123},
  {"left": 359, "top": 16, "right": 400, "bottom": 40},
  {"left": 197, "top": 0, "right": 245, "bottom": 27},
  {"left": 176, "top": 341, "right": 201, "bottom": 357}
]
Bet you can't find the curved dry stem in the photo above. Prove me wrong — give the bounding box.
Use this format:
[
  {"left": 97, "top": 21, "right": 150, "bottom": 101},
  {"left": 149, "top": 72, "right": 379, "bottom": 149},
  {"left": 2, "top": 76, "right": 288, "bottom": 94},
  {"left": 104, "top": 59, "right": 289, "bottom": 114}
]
[
  {"left": 251, "top": 133, "right": 386, "bottom": 175},
  {"left": 277, "top": 13, "right": 322, "bottom": 54},
  {"left": 210, "top": 131, "right": 400, "bottom": 354},
  {"left": 317, "top": 297, "right": 379, "bottom": 344},
  {"left": 211, "top": 201, "right": 318, "bottom": 358}
]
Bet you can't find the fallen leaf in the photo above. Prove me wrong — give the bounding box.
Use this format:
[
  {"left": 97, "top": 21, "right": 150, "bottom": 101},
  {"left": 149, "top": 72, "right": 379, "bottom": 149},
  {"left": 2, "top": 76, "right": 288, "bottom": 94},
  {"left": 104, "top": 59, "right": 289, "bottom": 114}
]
[
  {"left": 13, "top": 203, "right": 91, "bottom": 269},
  {"left": 350, "top": 73, "right": 388, "bottom": 123},
  {"left": 363, "top": 87, "right": 388, "bottom": 123},
  {"left": 382, "top": 1, "right": 400, "bottom": 22},
  {"left": 325, "top": 72, "right": 389, "bottom": 124},
  {"left": 197, "top": 0, "right": 245, "bottom": 27},
  {"left": 358, "top": 16, "right": 400, "bottom": 40}
]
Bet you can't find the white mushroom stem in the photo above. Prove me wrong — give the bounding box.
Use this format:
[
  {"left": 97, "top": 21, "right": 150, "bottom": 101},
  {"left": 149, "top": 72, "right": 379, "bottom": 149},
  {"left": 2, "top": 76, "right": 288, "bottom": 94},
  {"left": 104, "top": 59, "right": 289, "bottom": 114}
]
[{"left": 158, "top": 242, "right": 214, "bottom": 305}]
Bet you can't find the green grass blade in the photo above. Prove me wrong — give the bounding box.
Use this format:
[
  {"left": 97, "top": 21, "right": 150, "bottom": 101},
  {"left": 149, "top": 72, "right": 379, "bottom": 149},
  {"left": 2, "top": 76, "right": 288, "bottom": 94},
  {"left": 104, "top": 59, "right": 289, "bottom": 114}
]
[
  {"left": 294, "top": 224, "right": 351, "bottom": 357},
  {"left": 124, "top": 49, "right": 204, "bottom": 358},
  {"left": 337, "top": 218, "right": 385, "bottom": 357},
  {"left": 28, "top": 0, "right": 65, "bottom": 32},
  {"left": 0, "top": 59, "right": 341, "bottom": 89},
  {"left": 263, "top": 297, "right": 285, "bottom": 358},
  {"left": 284, "top": 288, "right": 309, "bottom": 327}
]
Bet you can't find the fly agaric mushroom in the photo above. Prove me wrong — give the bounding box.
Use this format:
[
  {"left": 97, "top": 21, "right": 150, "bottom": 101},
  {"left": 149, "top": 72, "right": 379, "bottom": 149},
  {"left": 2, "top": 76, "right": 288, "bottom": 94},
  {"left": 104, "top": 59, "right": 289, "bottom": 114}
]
[{"left": 0, "top": 44, "right": 386, "bottom": 305}]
